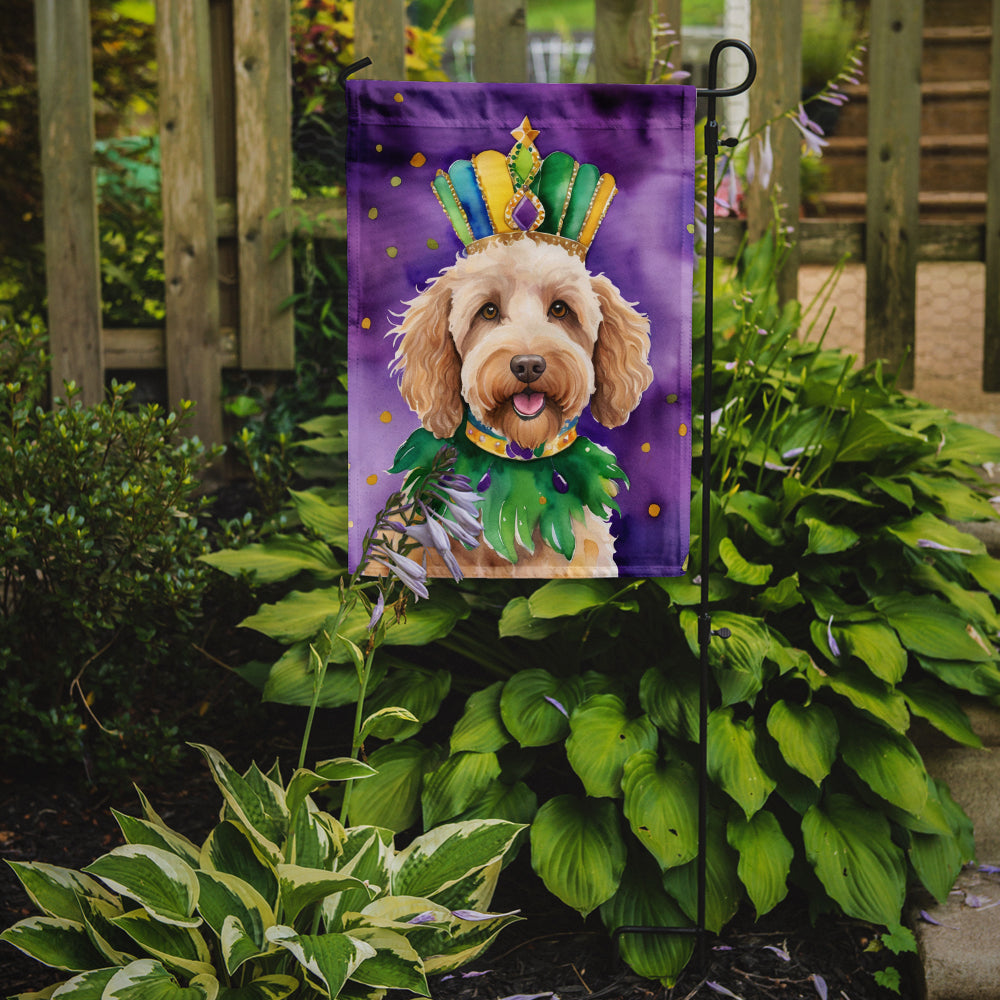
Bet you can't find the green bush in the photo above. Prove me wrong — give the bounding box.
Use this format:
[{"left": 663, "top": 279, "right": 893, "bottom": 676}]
[{"left": 0, "top": 316, "right": 220, "bottom": 783}]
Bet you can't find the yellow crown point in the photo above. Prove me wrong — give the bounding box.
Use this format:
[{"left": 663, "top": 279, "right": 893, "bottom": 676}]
[{"left": 511, "top": 116, "right": 540, "bottom": 147}]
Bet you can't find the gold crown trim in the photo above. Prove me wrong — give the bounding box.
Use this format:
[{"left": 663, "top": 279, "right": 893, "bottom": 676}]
[{"left": 465, "top": 230, "right": 588, "bottom": 262}]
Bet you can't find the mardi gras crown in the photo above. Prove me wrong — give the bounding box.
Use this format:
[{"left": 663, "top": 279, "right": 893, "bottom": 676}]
[{"left": 431, "top": 117, "right": 616, "bottom": 262}]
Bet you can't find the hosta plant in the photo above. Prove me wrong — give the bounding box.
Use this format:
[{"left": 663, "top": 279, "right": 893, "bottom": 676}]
[{"left": 1, "top": 744, "right": 523, "bottom": 999}]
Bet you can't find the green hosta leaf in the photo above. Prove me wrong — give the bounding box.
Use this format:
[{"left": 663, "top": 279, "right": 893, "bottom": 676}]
[
  {"left": 802, "top": 793, "right": 906, "bottom": 926},
  {"left": 347, "top": 740, "right": 442, "bottom": 832},
  {"left": 83, "top": 846, "right": 200, "bottom": 928},
  {"left": 499, "top": 670, "right": 585, "bottom": 747},
  {"left": 803, "top": 517, "right": 859, "bottom": 556},
  {"left": 421, "top": 751, "right": 502, "bottom": 828},
  {"left": 498, "top": 596, "right": 564, "bottom": 639},
  {"left": 839, "top": 718, "right": 929, "bottom": 817},
  {"left": 265, "top": 926, "right": 375, "bottom": 998},
  {"left": 200, "top": 535, "right": 340, "bottom": 583},
  {"left": 103, "top": 959, "right": 218, "bottom": 1000},
  {"left": 200, "top": 822, "right": 278, "bottom": 910},
  {"left": 966, "top": 553, "right": 1000, "bottom": 597},
  {"left": 393, "top": 820, "right": 524, "bottom": 901},
  {"left": 661, "top": 810, "right": 741, "bottom": 934},
  {"left": 935, "top": 421, "right": 1000, "bottom": 464},
  {"left": 288, "top": 488, "right": 349, "bottom": 546},
  {"left": 362, "top": 667, "right": 451, "bottom": 740},
  {"left": 639, "top": 664, "right": 699, "bottom": 742},
  {"left": 911, "top": 562, "right": 1000, "bottom": 632},
  {"left": 216, "top": 975, "right": 299, "bottom": 1000},
  {"left": 346, "top": 926, "right": 428, "bottom": 994},
  {"left": 886, "top": 512, "right": 985, "bottom": 556},
  {"left": 565, "top": 695, "right": 658, "bottom": 798},
  {"left": 901, "top": 680, "right": 982, "bottom": 748},
  {"left": 765, "top": 700, "right": 838, "bottom": 786},
  {"left": 724, "top": 490, "right": 784, "bottom": 545},
  {"left": 277, "top": 865, "right": 374, "bottom": 925},
  {"left": 5, "top": 862, "right": 118, "bottom": 923},
  {"left": 680, "top": 610, "right": 770, "bottom": 706},
  {"left": 718, "top": 537, "right": 773, "bottom": 585},
  {"left": 654, "top": 572, "right": 737, "bottom": 606},
  {"left": 0, "top": 916, "right": 107, "bottom": 971},
  {"left": 906, "top": 472, "right": 998, "bottom": 522},
  {"left": 834, "top": 621, "right": 907, "bottom": 684},
  {"left": 526, "top": 578, "right": 619, "bottom": 617},
  {"left": 453, "top": 779, "right": 538, "bottom": 827},
  {"left": 707, "top": 708, "right": 776, "bottom": 818},
  {"left": 875, "top": 594, "right": 995, "bottom": 662},
  {"left": 450, "top": 682, "right": 511, "bottom": 754},
  {"left": 755, "top": 573, "right": 804, "bottom": 614},
  {"left": 909, "top": 827, "right": 965, "bottom": 905},
  {"left": 916, "top": 655, "right": 1000, "bottom": 697},
  {"left": 599, "top": 853, "right": 694, "bottom": 987},
  {"left": 866, "top": 474, "right": 914, "bottom": 509},
  {"left": 112, "top": 812, "right": 201, "bottom": 868},
  {"left": 835, "top": 410, "right": 927, "bottom": 463},
  {"left": 621, "top": 751, "right": 698, "bottom": 871},
  {"left": 810, "top": 661, "right": 910, "bottom": 732},
  {"left": 260, "top": 643, "right": 387, "bottom": 709},
  {"left": 111, "top": 908, "right": 214, "bottom": 978},
  {"left": 191, "top": 746, "right": 287, "bottom": 862},
  {"left": 359, "top": 706, "right": 421, "bottom": 742},
  {"left": 530, "top": 795, "right": 626, "bottom": 917},
  {"left": 727, "top": 811, "right": 793, "bottom": 918}
]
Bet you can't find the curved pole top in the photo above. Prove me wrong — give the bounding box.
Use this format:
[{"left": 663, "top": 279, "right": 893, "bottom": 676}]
[{"left": 696, "top": 39, "right": 756, "bottom": 99}]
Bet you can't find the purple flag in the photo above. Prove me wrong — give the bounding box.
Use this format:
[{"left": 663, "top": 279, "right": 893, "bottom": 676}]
[{"left": 347, "top": 81, "right": 694, "bottom": 578}]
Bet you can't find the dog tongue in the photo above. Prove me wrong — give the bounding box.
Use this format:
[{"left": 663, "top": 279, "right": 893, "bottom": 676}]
[{"left": 513, "top": 391, "right": 545, "bottom": 417}]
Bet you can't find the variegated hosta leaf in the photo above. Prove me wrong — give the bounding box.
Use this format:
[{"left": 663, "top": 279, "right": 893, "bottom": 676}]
[
  {"left": 421, "top": 907, "right": 522, "bottom": 975},
  {"left": 621, "top": 751, "right": 699, "bottom": 871},
  {"left": 765, "top": 700, "right": 838, "bottom": 786},
  {"left": 200, "top": 822, "right": 278, "bottom": 910},
  {"left": 802, "top": 793, "right": 906, "bottom": 926},
  {"left": 391, "top": 820, "right": 524, "bottom": 901},
  {"left": 727, "top": 810, "right": 793, "bottom": 918},
  {"left": 421, "top": 751, "right": 502, "bottom": 829},
  {"left": 110, "top": 908, "right": 214, "bottom": 978},
  {"left": 285, "top": 760, "right": 376, "bottom": 823},
  {"left": 191, "top": 745, "right": 287, "bottom": 863},
  {"left": 323, "top": 829, "right": 393, "bottom": 931},
  {"left": 288, "top": 802, "right": 343, "bottom": 870},
  {"left": 599, "top": 853, "right": 694, "bottom": 987},
  {"left": 424, "top": 859, "right": 501, "bottom": 915},
  {"left": 195, "top": 871, "right": 274, "bottom": 973},
  {"left": 707, "top": 707, "right": 776, "bottom": 818},
  {"left": 4, "top": 862, "right": 118, "bottom": 922},
  {"left": 47, "top": 966, "right": 118, "bottom": 997},
  {"left": 265, "top": 926, "right": 376, "bottom": 998},
  {"left": 77, "top": 894, "right": 136, "bottom": 966},
  {"left": 276, "top": 864, "right": 375, "bottom": 925},
  {"left": 566, "top": 695, "right": 658, "bottom": 799},
  {"left": 499, "top": 669, "right": 585, "bottom": 747},
  {"left": 102, "top": 958, "right": 218, "bottom": 999},
  {"left": 214, "top": 974, "right": 300, "bottom": 999},
  {"left": 83, "top": 846, "right": 200, "bottom": 928},
  {"left": 450, "top": 681, "right": 511, "bottom": 754},
  {"left": 529, "top": 795, "right": 626, "bottom": 917},
  {"left": 344, "top": 926, "right": 429, "bottom": 995},
  {"left": 0, "top": 916, "right": 107, "bottom": 972},
  {"left": 112, "top": 810, "right": 201, "bottom": 868}
]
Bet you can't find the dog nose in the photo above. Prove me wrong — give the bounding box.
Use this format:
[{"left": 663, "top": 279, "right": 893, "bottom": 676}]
[{"left": 510, "top": 354, "right": 546, "bottom": 383}]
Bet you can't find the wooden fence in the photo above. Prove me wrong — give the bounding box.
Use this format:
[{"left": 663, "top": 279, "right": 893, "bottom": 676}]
[{"left": 33, "top": 0, "right": 1000, "bottom": 445}]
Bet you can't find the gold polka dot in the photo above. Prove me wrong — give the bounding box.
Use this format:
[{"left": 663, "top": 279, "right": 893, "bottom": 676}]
[
  {"left": 427, "top": 238, "right": 439, "bottom": 249},
  {"left": 539, "top": 496, "right": 547, "bottom": 505},
  {"left": 641, "top": 442, "right": 651, "bottom": 453},
  {"left": 348, "top": 520, "right": 354, "bottom": 528},
  {"left": 667, "top": 393, "right": 678, "bottom": 404},
  {"left": 648, "top": 503, "right": 661, "bottom": 517},
  {"left": 386, "top": 247, "right": 398, "bottom": 258},
  {"left": 368, "top": 207, "right": 378, "bottom": 220},
  {"left": 375, "top": 144, "right": 383, "bottom": 152},
  {"left": 379, "top": 411, "right": 392, "bottom": 423},
  {"left": 361, "top": 317, "right": 371, "bottom": 329},
  {"left": 678, "top": 424, "right": 688, "bottom": 437},
  {"left": 410, "top": 152, "right": 426, "bottom": 167},
  {"left": 366, "top": 474, "right": 378, "bottom": 486},
  {"left": 390, "top": 176, "right": 402, "bottom": 187},
  {"left": 393, "top": 93, "right": 404, "bottom": 103}
]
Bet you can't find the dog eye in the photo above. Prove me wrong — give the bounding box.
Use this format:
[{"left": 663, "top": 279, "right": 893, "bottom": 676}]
[
  {"left": 478, "top": 302, "right": 499, "bottom": 321},
  {"left": 548, "top": 300, "right": 570, "bottom": 319}
]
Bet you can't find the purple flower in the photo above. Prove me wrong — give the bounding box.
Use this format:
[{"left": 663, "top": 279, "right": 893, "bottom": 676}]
[
  {"left": 371, "top": 544, "right": 429, "bottom": 600},
  {"left": 763, "top": 944, "right": 790, "bottom": 961},
  {"left": 367, "top": 590, "right": 385, "bottom": 631},
  {"left": 706, "top": 983, "right": 742, "bottom": 999},
  {"left": 917, "top": 538, "right": 972, "bottom": 554},
  {"left": 791, "top": 104, "right": 829, "bottom": 156},
  {"left": 451, "top": 908, "right": 520, "bottom": 921},
  {"left": 747, "top": 125, "right": 773, "bottom": 191},
  {"left": 544, "top": 695, "right": 569, "bottom": 717},
  {"left": 812, "top": 974, "right": 828, "bottom": 1000},
  {"left": 827, "top": 616, "right": 841, "bottom": 658},
  {"left": 407, "top": 911, "right": 438, "bottom": 925}
]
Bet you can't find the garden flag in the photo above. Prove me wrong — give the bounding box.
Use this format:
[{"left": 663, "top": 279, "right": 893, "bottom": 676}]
[{"left": 347, "top": 80, "right": 695, "bottom": 578}]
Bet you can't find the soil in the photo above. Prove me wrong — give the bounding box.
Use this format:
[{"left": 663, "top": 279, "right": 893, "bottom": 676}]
[{"left": 0, "top": 740, "right": 914, "bottom": 1000}]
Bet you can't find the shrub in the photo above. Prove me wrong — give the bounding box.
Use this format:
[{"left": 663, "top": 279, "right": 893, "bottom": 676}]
[
  {"left": 0, "top": 317, "right": 220, "bottom": 783},
  {"left": 1, "top": 743, "right": 524, "bottom": 997}
]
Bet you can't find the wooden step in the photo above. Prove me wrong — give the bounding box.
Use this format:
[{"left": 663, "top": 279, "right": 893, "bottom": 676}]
[
  {"left": 813, "top": 190, "right": 987, "bottom": 222},
  {"left": 922, "top": 0, "right": 991, "bottom": 28},
  {"left": 832, "top": 80, "right": 991, "bottom": 137},
  {"left": 922, "top": 25, "right": 993, "bottom": 83}
]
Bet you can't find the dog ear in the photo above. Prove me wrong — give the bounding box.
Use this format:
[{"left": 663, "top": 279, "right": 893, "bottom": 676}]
[
  {"left": 589, "top": 273, "right": 654, "bottom": 428},
  {"left": 390, "top": 272, "right": 464, "bottom": 438}
]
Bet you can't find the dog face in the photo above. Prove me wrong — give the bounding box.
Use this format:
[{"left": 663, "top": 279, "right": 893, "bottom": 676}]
[{"left": 391, "top": 238, "right": 653, "bottom": 451}]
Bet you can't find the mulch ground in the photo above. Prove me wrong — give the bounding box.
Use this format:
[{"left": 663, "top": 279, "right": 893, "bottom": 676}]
[{"left": 1, "top": 741, "right": 914, "bottom": 1000}]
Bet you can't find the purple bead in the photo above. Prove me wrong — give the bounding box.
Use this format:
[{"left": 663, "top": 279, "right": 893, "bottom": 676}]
[
  {"left": 552, "top": 470, "right": 569, "bottom": 494},
  {"left": 511, "top": 195, "right": 539, "bottom": 231}
]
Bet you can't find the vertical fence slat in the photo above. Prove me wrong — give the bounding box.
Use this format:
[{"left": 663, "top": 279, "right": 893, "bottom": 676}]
[
  {"left": 659, "top": 0, "right": 682, "bottom": 71},
  {"left": 34, "top": 0, "right": 103, "bottom": 405},
  {"left": 864, "top": 0, "right": 923, "bottom": 389},
  {"left": 354, "top": 0, "right": 406, "bottom": 79},
  {"left": 983, "top": 0, "right": 1000, "bottom": 390},
  {"left": 157, "top": 0, "right": 222, "bottom": 445},
  {"left": 233, "top": 0, "right": 294, "bottom": 370},
  {"left": 474, "top": 0, "right": 527, "bottom": 82},
  {"left": 746, "top": 0, "right": 801, "bottom": 304},
  {"left": 594, "top": 0, "right": 653, "bottom": 84}
]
